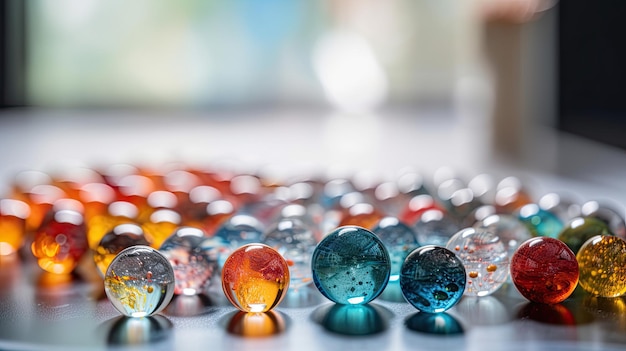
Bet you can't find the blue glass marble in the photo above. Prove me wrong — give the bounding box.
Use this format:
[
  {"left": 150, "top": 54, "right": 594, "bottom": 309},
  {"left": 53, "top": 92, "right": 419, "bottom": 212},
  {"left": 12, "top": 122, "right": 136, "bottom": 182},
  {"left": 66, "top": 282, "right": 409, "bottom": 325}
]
[
  {"left": 400, "top": 246, "right": 466, "bottom": 313},
  {"left": 517, "top": 204, "right": 564, "bottom": 238},
  {"left": 372, "top": 217, "right": 420, "bottom": 283},
  {"left": 312, "top": 226, "right": 391, "bottom": 305}
]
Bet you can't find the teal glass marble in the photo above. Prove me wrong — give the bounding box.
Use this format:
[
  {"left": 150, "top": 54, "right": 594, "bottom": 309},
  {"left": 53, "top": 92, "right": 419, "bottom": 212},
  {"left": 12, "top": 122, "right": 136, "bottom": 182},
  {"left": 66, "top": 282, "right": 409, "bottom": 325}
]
[
  {"left": 557, "top": 217, "right": 612, "bottom": 254},
  {"left": 311, "top": 226, "right": 391, "bottom": 305},
  {"left": 517, "top": 204, "right": 564, "bottom": 238},
  {"left": 372, "top": 217, "right": 420, "bottom": 283},
  {"left": 400, "top": 246, "right": 466, "bottom": 313}
]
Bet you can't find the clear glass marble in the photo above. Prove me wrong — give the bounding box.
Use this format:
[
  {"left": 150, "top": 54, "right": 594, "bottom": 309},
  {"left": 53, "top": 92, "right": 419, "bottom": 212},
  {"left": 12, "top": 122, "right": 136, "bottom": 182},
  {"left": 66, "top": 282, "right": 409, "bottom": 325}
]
[
  {"left": 104, "top": 245, "right": 175, "bottom": 317},
  {"left": 262, "top": 217, "right": 317, "bottom": 289},
  {"left": 446, "top": 228, "right": 509, "bottom": 296},
  {"left": 475, "top": 214, "right": 532, "bottom": 257},
  {"left": 159, "top": 226, "right": 220, "bottom": 296}
]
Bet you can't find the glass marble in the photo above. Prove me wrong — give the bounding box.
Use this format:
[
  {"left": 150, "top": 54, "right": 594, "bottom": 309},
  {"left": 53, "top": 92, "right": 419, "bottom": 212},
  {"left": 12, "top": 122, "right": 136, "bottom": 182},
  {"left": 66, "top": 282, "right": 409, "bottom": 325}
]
[
  {"left": 262, "top": 217, "right": 317, "bottom": 289},
  {"left": 94, "top": 223, "right": 150, "bottom": 276},
  {"left": 576, "top": 235, "right": 626, "bottom": 297},
  {"left": 221, "top": 243, "right": 290, "bottom": 312},
  {"left": 510, "top": 237, "right": 579, "bottom": 304},
  {"left": 214, "top": 214, "right": 264, "bottom": 249},
  {"left": 446, "top": 228, "right": 509, "bottom": 296},
  {"left": 399, "top": 194, "right": 441, "bottom": 226},
  {"left": 31, "top": 209, "right": 87, "bottom": 274},
  {"left": 494, "top": 177, "right": 533, "bottom": 214},
  {"left": 0, "top": 199, "right": 30, "bottom": 255},
  {"left": 581, "top": 201, "right": 626, "bottom": 239},
  {"left": 87, "top": 201, "right": 139, "bottom": 249},
  {"left": 104, "top": 245, "right": 175, "bottom": 317},
  {"left": 312, "top": 226, "right": 391, "bottom": 305},
  {"left": 538, "top": 192, "right": 581, "bottom": 223},
  {"left": 337, "top": 203, "right": 384, "bottom": 230},
  {"left": 475, "top": 214, "right": 533, "bottom": 257},
  {"left": 412, "top": 209, "right": 460, "bottom": 246},
  {"left": 159, "top": 227, "right": 220, "bottom": 296},
  {"left": 399, "top": 246, "right": 466, "bottom": 313},
  {"left": 517, "top": 204, "right": 564, "bottom": 238},
  {"left": 557, "top": 217, "right": 612, "bottom": 254},
  {"left": 142, "top": 209, "right": 182, "bottom": 249},
  {"left": 371, "top": 217, "right": 420, "bottom": 282}
]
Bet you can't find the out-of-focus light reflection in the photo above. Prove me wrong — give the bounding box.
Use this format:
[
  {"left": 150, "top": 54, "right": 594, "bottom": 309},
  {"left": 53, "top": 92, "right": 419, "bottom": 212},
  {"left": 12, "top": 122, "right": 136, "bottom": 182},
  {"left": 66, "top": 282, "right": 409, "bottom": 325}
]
[
  {"left": 313, "top": 31, "right": 388, "bottom": 113},
  {"left": 226, "top": 311, "right": 286, "bottom": 337}
]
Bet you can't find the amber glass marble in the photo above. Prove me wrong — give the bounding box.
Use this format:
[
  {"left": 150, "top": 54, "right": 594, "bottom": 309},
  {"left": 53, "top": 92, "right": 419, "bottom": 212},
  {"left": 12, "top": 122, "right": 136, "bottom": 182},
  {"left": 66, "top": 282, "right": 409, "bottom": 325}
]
[
  {"left": 142, "top": 209, "right": 181, "bottom": 248},
  {"left": 510, "top": 237, "right": 579, "bottom": 304},
  {"left": 87, "top": 201, "right": 139, "bottom": 249},
  {"left": 221, "top": 244, "right": 290, "bottom": 312},
  {"left": 577, "top": 235, "right": 626, "bottom": 297},
  {"left": 0, "top": 199, "right": 30, "bottom": 255},
  {"left": 338, "top": 203, "right": 384, "bottom": 230},
  {"left": 31, "top": 209, "right": 87, "bottom": 274}
]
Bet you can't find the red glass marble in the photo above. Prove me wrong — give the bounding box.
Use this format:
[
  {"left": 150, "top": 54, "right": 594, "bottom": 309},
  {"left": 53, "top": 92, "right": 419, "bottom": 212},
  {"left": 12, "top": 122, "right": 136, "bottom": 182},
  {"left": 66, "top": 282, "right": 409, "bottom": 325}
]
[
  {"left": 31, "top": 208, "right": 87, "bottom": 274},
  {"left": 399, "top": 194, "right": 442, "bottom": 226},
  {"left": 510, "top": 237, "right": 579, "bottom": 304},
  {"left": 221, "top": 243, "right": 290, "bottom": 312}
]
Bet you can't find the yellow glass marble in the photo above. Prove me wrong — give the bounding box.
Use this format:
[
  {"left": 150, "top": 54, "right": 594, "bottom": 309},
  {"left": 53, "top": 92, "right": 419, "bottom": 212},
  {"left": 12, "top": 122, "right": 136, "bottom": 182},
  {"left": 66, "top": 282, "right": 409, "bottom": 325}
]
[
  {"left": 577, "top": 235, "right": 626, "bottom": 297},
  {"left": 221, "top": 244, "right": 290, "bottom": 312},
  {"left": 141, "top": 209, "right": 181, "bottom": 248}
]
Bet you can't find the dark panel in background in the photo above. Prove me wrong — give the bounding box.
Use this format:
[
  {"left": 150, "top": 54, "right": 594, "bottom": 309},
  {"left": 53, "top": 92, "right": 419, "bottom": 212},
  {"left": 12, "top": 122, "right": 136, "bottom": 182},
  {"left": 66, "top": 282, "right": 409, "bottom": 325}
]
[
  {"left": 0, "top": 0, "right": 25, "bottom": 108},
  {"left": 559, "top": 1, "right": 626, "bottom": 149}
]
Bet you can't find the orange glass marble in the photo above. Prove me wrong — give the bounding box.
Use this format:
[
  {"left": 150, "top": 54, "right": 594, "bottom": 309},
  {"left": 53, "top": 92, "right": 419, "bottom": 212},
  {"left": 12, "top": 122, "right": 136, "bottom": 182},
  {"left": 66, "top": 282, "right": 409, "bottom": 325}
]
[
  {"left": 31, "top": 208, "right": 87, "bottom": 274},
  {"left": 0, "top": 199, "right": 30, "bottom": 255},
  {"left": 221, "top": 244, "right": 290, "bottom": 312},
  {"left": 338, "top": 203, "right": 384, "bottom": 230}
]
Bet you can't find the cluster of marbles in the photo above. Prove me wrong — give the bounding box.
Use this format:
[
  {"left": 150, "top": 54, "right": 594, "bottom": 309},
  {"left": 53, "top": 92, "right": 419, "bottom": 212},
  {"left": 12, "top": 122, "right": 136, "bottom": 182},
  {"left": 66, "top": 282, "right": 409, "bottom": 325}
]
[{"left": 4, "top": 164, "right": 626, "bottom": 318}]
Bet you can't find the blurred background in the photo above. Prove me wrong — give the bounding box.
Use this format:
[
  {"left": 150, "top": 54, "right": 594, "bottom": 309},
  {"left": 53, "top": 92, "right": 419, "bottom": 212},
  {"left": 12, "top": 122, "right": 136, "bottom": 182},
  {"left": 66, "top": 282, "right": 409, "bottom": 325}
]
[{"left": 0, "top": 0, "right": 625, "bottom": 191}]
